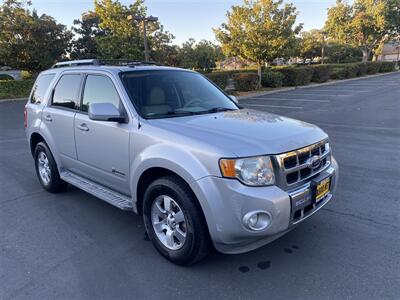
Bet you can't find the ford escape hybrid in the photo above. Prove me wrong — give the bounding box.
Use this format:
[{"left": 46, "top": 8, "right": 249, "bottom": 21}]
[{"left": 25, "top": 59, "right": 339, "bottom": 265}]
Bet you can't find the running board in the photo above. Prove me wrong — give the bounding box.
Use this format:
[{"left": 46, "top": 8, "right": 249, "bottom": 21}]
[{"left": 61, "top": 171, "right": 133, "bottom": 211}]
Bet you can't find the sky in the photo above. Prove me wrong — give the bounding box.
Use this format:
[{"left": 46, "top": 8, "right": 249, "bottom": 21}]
[{"left": 18, "top": 0, "right": 337, "bottom": 45}]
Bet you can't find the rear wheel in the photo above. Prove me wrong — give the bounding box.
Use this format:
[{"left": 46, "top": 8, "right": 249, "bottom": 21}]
[
  {"left": 143, "top": 175, "right": 211, "bottom": 265},
  {"left": 34, "top": 142, "right": 68, "bottom": 193}
]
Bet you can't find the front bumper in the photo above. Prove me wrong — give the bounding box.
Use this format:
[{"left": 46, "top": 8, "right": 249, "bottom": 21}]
[{"left": 190, "top": 157, "right": 339, "bottom": 254}]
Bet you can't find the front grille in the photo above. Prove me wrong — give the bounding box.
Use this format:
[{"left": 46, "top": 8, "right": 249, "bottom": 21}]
[{"left": 274, "top": 140, "right": 330, "bottom": 189}]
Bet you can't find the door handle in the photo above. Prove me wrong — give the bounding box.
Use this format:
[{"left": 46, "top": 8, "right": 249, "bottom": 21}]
[
  {"left": 77, "top": 123, "right": 89, "bottom": 132},
  {"left": 44, "top": 115, "right": 52, "bottom": 122}
]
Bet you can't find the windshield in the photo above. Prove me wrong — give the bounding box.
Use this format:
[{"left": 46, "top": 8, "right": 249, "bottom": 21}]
[{"left": 120, "top": 70, "right": 239, "bottom": 119}]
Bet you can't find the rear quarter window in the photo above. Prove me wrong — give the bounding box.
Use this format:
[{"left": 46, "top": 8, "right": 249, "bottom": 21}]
[{"left": 30, "top": 74, "right": 55, "bottom": 104}]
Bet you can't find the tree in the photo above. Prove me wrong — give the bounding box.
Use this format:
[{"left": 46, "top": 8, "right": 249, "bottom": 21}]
[
  {"left": 298, "top": 29, "right": 323, "bottom": 62},
  {"left": 325, "top": 0, "right": 400, "bottom": 62},
  {"left": 90, "top": 0, "right": 174, "bottom": 61},
  {"left": 177, "top": 39, "right": 224, "bottom": 71},
  {"left": 214, "top": 0, "right": 302, "bottom": 84},
  {"left": 0, "top": 0, "right": 72, "bottom": 71},
  {"left": 325, "top": 43, "right": 363, "bottom": 63},
  {"left": 70, "top": 11, "right": 104, "bottom": 60}
]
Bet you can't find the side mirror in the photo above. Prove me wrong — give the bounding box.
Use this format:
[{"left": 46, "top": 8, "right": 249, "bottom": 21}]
[
  {"left": 229, "top": 95, "right": 238, "bottom": 104},
  {"left": 88, "top": 103, "right": 126, "bottom": 123}
]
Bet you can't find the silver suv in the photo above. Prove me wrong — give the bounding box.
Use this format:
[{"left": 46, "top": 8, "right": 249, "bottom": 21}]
[{"left": 25, "top": 59, "right": 338, "bottom": 265}]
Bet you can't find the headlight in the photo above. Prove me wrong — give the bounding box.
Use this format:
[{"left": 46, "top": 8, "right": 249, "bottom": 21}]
[{"left": 219, "top": 156, "right": 275, "bottom": 186}]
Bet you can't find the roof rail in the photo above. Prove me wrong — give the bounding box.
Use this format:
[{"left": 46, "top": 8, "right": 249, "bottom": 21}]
[
  {"left": 51, "top": 59, "right": 164, "bottom": 69},
  {"left": 99, "top": 59, "right": 163, "bottom": 67},
  {"left": 51, "top": 59, "right": 101, "bottom": 69}
]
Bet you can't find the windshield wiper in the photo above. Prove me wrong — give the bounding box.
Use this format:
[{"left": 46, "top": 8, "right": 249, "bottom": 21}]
[
  {"left": 202, "top": 107, "right": 237, "bottom": 113},
  {"left": 145, "top": 110, "right": 196, "bottom": 119}
]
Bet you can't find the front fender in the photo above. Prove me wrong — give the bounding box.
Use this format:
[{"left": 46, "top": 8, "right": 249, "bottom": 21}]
[{"left": 130, "top": 143, "right": 213, "bottom": 207}]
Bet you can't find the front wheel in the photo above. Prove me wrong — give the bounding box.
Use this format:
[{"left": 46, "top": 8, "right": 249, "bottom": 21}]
[{"left": 143, "top": 175, "right": 211, "bottom": 265}]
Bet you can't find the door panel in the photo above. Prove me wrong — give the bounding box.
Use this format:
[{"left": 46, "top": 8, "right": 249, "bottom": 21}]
[
  {"left": 74, "top": 113, "right": 131, "bottom": 195},
  {"left": 73, "top": 74, "right": 131, "bottom": 195},
  {"left": 41, "top": 107, "right": 76, "bottom": 165},
  {"left": 41, "top": 73, "right": 82, "bottom": 170}
]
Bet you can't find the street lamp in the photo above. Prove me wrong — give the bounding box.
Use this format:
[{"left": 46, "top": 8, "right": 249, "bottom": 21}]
[{"left": 127, "top": 15, "right": 158, "bottom": 61}]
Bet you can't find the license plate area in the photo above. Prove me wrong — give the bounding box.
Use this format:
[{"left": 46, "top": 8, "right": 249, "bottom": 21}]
[{"left": 313, "top": 177, "right": 331, "bottom": 203}]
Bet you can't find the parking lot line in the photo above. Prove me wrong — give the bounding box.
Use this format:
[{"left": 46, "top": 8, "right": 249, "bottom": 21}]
[
  {"left": 243, "top": 103, "right": 303, "bottom": 109},
  {"left": 318, "top": 122, "right": 400, "bottom": 132},
  {"left": 274, "top": 93, "right": 351, "bottom": 97},
  {"left": 309, "top": 89, "right": 370, "bottom": 93},
  {"left": 246, "top": 97, "right": 330, "bottom": 103}
]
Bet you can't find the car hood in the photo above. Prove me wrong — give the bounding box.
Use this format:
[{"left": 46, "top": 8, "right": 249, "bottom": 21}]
[{"left": 148, "top": 109, "right": 328, "bottom": 157}]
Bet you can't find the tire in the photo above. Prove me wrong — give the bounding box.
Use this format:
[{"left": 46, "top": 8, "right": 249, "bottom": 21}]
[
  {"left": 143, "top": 175, "right": 211, "bottom": 265},
  {"left": 34, "top": 142, "right": 68, "bottom": 193}
]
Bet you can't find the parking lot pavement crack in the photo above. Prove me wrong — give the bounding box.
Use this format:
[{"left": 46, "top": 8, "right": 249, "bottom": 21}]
[
  {"left": 322, "top": 208, "right": 399, "bottom": 230},
  {"left": 0, "top": 190, "right": 45, "bottom": 206}
]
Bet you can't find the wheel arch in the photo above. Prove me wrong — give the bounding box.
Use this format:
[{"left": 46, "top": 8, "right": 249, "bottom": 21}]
[
  {"left": 30, "top": 132, "right": 45, "bottom": 156},
  {"left": 136, "top": 167, "right": 180, "bottom": 215}
]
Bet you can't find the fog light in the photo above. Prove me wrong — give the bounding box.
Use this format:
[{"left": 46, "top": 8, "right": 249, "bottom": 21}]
[
  {"left": 243, "top": 211, "right": 272, "bottom": 231},
  {"left": 249, "top": 214, "right": 258, "bottom": 227}
]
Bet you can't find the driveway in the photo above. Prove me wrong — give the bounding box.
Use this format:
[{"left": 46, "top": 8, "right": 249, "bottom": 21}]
[{"left": 1, "top": 73, "right": 399, "bottom": 299}]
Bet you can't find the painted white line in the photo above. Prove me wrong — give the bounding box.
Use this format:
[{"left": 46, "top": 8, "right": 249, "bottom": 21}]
[
  {"left": 274, "top": 93, "right": 351, "bottom": 97},
  {"left": 309, "top": 89, "right": 369, "bottom": 92},
  {"left": 246, "top": 97, "right": 330, "bottom": 103},
  {"left": 243, "top": 103, "right": 303, "bottom": 109},
  {"left": 318, "top": 122, "right": 400, "bottom": 131}
]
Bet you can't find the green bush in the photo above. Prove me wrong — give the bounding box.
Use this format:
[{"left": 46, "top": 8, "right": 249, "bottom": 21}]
[
  {"left": 232, "top": 73, "right": 259, "bottom": 91},
  {"left": 311, "top": 65, "right": 332, "bottom": 83},
  {"left": 0, "top": 79, "right": 34, "bottom": 99},
  {"left": 379, "top": 61, "right": 396, "bottom": 73},
  {"left": 276, "top": 66, "right": 314, "bottom": 86},
  {"left": 330, "top": 67, "right": 346, "bottom": 80},
  {"left": 21, "top": 70, "right": 33, "bottom": 80},
  {"left": 343, "top": 63, "right": 360, "bottom": 78},
  {"left": 365, "top": 62, "right": 382, "bottom": 74},
  {"left": 262, "top": 71, "right": 284, "bottom": 88},
  {"left": 205, "top": 72, "right": 230, "bottom": 90},
  {"left": 356, "top": 63, "right": 368, "bottom": 76}
]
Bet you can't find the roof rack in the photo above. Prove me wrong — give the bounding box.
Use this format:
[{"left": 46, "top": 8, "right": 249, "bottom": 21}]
[
  {"left": 51, "top": 59, "right": 163, "bottom": 69},
  {"left": 52, "top": 59, "right": 101, "bottom": 68}
]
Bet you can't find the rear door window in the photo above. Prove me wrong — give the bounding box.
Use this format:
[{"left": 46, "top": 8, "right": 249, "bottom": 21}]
[
  {"left": 30, "top": 74, "right": 55, "bottom": 104},
  {"left": 52, "top": 74, "right": 82, "bottom": 110}
]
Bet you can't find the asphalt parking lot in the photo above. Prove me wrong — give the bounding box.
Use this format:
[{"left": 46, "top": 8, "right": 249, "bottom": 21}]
[{"left": 1, "top": 72, "right": 399, "bottom": 299}]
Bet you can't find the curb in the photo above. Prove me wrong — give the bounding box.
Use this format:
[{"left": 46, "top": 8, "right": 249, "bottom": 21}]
[
  {"left": 0, "top": 97, "right": 27, "bottom": 103},
  {"left": 237, "top": 71, "right": 399, "bottom": 100}
]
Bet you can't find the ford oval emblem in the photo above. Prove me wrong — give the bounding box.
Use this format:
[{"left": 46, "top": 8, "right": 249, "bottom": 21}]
[{"left": 307, "top": 155, "right": 321, "bottom": 169}]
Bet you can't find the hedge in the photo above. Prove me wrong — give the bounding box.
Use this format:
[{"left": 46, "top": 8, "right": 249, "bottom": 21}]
[
  {"left": 311, "top": 65, "right": 332, "bottom": 83},
  {"left": 205, "top": 72, "right": 230, "bottom": 90},
  {"left": 0, "top": 79, "right": 34, "bottom": 99},
  {"left": 262, "top": 71, "right": 284, "bottom": 88},
  {"left": 356, "top": 62, "right": 368, "bottom": 76},
  {"left": 366, "top": 62, "right": 382, "bottom": 74},
  {"left": 343, "top": 63, "right": 360, "bottom": 78},
  {"left": 379, "top": 61, "right": 396, "bottom": 73},
  {"left": 232, "top": 73, "right": 259, "bottom": 91},
  {"left": 330, "top": 68, "right": 346, "bottom": 80},
  {"left": 276, "top": 66, "right": 314, "bottom": 86}
]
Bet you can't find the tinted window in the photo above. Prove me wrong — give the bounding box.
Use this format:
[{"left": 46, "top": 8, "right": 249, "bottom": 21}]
[
  {"left": 30, "top": 74, "right": 55, "bottom": 104},
  {"left": 82, "top": 75, "right": 120, "bottom": 112},
  {"left": 52, "top": 74, "right": 82, "bottom": 109},
  {"left": 121, "top": 71, "right": 238, "bottom": 118}
]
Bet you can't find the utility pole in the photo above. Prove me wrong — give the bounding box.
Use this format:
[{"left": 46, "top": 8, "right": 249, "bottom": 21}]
[
  {"left": 127, "top": 15, "right": 158, "bottom": 61},
  {"left": 321, "top": 31, "right": 327, "bottom": 65}
]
